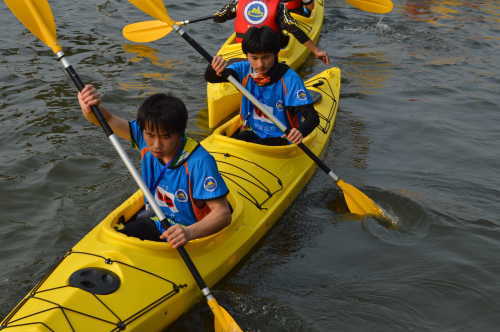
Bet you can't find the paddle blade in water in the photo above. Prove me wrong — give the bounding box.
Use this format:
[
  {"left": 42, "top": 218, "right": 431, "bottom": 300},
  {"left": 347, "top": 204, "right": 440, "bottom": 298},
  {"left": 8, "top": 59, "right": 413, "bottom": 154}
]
[
  {"left": 337, "top": 179, "right": 398, "bottom": 228},
  {"left": 346, "top": 0, "right": 394, "bottom": 14},
  {"left": 127, "top": 0, "right": 176, "bottom": 26},
  {"left": 207, "top": 298, "right": 243, "bottom": 332},
  {"left": 4, "top": 0, "right": 62, "bottom": 53},
  {"left": 122, "top": 20, "right": 172, "bottom": 42}
]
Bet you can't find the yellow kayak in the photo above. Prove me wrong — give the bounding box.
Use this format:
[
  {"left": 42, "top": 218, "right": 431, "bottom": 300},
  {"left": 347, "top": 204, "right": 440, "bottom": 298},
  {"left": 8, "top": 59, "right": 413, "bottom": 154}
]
[
  {"left": 207, "top": 1, "right": 325, "bottom": 128},
  {"left": 1, "top": 67, "right": 340, "bottom": 331}
]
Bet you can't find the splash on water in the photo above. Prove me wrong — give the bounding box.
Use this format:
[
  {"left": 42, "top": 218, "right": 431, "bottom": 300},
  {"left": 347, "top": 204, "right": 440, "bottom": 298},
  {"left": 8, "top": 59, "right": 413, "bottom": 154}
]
[{"left": 376, "top": 17, "right": 392, "bottom": 33}]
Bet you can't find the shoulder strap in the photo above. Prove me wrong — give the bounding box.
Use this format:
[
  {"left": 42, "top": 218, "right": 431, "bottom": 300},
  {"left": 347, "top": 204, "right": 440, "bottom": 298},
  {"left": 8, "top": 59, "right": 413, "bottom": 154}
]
[
  {"left": 240, "top": 74, "right": 253, "bottom": 128},
  {"left": 140, "top": 147, "right": 150, "bottom": 159},
  {"left": 168, "top": 137, "right": 200, "bottom": 169},
  {"left": 281, "top": 77, "right": 300, "bottom": 129},
  {"left": 183, "top": 162, "right": 211, "bottom": 221}
]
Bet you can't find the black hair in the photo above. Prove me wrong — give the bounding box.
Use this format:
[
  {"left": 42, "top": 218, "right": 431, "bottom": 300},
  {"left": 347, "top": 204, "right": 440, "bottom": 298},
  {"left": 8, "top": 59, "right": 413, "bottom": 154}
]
[
  {"left": 241, "top": 26, "right": 281, "bottom": 55},
  {"left": 136, "top": 93, "right": 188, "bottom": 135}
]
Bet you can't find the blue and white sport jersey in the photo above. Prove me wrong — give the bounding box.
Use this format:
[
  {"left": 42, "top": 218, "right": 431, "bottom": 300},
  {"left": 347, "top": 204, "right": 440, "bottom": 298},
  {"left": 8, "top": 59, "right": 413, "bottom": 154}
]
[
  {"left": 228, "top": 61, "right": 313, "bottom": 139},
  {"left": 130, "top": 120, "right": 229, "bottom": 226}
]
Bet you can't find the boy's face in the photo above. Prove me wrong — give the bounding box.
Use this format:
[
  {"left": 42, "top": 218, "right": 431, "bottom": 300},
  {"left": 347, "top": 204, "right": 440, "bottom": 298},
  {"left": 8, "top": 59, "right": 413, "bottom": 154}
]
[
  {"left": 143, "top": 123, "right": 181, "bottom": 162},
  {"left": 247, "top": 52, "right": 276, "bottom": 74}
]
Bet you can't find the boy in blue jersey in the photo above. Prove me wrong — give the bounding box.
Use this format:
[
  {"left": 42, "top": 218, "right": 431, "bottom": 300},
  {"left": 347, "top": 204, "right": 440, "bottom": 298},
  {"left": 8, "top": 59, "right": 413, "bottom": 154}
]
[
  {"left": 205, "top": 26, "right": 320, "bottom": 145},
  {"left": 78, "top": 87, "right": 231, "bottom": 248}
]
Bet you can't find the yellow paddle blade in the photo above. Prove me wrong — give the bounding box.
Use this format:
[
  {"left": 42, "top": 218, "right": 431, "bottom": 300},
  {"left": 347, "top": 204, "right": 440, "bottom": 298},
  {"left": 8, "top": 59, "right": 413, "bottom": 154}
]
[
  {"left": 207, "top": 298, "right": 243, "bottom": 332},
  {"left": 337, "top": 179, "right": 383, "bottom": 215},
  {"left": 338, "top": 179, "right": 399, "bottom": 228},
  {"left": 127, "top": 0, "right": 176, "bottom": 26},
  {"left": 346, "top": 0, "right": 394, "bottom": 14},
  {"left": 4, "top": 0, "right": 62, "bottom": 53},
  {"left": 122, "top": 20, "right": 173, "bottom": 42}
]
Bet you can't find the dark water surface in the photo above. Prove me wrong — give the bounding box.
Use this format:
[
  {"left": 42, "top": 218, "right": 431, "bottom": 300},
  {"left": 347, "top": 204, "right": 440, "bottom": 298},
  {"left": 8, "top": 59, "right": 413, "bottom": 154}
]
[{"left": 1, "top": 0, "right": 499, "bottom": 331}]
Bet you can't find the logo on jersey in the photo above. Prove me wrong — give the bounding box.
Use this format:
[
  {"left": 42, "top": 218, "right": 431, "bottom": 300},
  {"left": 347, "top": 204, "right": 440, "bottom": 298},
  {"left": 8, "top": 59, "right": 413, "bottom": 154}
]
[
  {"left": 244, "top": 1, "right": 268, "bottom": 25},
  {"left": 175, "top": 189, "right": 188, "bottom": 203},
  {"left": 203, "top": 176, "right": 218, "bottom": 192},
  {"left": 155, "top": 186, "right": 179, "bottom": 212},
  {"left": 275, "top": 100, "right": 284, "bottom": 110},
  {"left": 296, "top": 89, "right": 308, "bottom": 101}
]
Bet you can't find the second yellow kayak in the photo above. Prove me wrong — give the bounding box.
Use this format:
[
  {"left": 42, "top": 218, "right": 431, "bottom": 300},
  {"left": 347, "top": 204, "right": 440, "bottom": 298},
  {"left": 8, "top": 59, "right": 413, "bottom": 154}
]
[{"left": 207, "top": 0, "right": 325, "bottom": 128}]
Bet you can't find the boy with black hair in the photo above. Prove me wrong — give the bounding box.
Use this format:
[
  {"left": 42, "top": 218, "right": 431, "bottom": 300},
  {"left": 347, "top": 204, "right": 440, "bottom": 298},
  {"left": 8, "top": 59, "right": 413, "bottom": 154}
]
[
  {"left": 78, "top": 86, "right": 231, "bottom": 248},
  {"left": 205, "top": 26, "right": 320, "bottom": 146}
]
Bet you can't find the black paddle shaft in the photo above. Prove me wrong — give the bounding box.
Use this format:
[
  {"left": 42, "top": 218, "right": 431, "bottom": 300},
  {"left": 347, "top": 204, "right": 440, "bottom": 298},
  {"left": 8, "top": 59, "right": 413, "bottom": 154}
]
[
  {"left": 177, "top": 247, "right": 208, "bottom": 289},
  {"left": 297, "top": 142, "right": 331, "bottom": 174},
  {"left": 63, "top": 64, "right": 114, "bottom": 137},
  {"left": 187, "top": 15, "right": 214, "bottom": 24},
  {"left": 174, "top": 27, "right": 213, "bottom": 63}
]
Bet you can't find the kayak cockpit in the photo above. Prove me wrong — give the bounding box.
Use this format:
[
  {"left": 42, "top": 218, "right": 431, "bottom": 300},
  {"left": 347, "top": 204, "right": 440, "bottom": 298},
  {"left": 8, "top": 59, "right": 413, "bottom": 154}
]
[
  {"left": 205, "top": 114, "right": 319, "bottom": 156},
  {"left": 96, "top": 190, "right": 243, "bottom": 252}
]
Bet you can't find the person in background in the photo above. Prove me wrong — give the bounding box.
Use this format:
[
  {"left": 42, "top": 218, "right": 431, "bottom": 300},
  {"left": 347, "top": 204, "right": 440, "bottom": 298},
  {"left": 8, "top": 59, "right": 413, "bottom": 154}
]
[
  {"left": 213, "top": 0, "right": 330, "bottom": 65},
  {"left": 283, "top": 0, "right": 315, "bottom": 17}
]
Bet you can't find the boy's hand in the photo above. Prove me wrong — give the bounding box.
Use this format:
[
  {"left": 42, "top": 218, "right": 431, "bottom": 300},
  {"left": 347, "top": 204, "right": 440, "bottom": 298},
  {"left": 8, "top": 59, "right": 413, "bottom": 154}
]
[
  {"left": 211, "top": 55, "right": 228, "bottom": 77},
  {"left": 313, "top": 48, "right": 330, "bottom": 65},
  {"left": 284, "top": 128, "right": 304, "bottom": 144},
  {"left": 78, "top": 85, "right": 102, "bottom": 125},
  {"left": 160, "top": 224, "right": 193, "bottom": 249}
]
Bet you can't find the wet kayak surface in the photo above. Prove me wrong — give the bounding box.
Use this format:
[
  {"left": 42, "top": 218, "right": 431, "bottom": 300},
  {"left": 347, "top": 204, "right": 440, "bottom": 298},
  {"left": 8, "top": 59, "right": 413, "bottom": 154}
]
[{"left": 1, "top": 0, "right": 499, "bottom": 331}]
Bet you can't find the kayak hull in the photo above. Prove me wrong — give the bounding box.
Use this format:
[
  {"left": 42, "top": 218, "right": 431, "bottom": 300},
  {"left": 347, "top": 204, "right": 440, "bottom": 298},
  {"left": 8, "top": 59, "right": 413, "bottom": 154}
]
[
  {"left": 207, "top": 0, "right": 325, "bottom": 128},
  {"left": 1, "top": 67, "right": 340, "bottom": 331}
]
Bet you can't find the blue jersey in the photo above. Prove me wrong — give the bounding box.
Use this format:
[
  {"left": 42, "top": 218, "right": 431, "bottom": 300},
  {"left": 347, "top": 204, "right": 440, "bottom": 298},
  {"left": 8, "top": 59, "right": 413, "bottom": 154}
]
[
  {"left": 130, "top": 120, "right": 229, "bottom": 226},
  {"left": 228, "top": 61, "right": 313, "bottom": 139}
]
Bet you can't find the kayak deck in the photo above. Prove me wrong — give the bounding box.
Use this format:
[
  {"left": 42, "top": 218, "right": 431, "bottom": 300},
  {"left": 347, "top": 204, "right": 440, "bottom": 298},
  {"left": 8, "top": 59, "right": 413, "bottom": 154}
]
[
  {"left": 207, "top": 1, "right": 325, "bottom": 128},
  {"left": 1, "top": 67, "right": 340, "bottom": 331}
]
